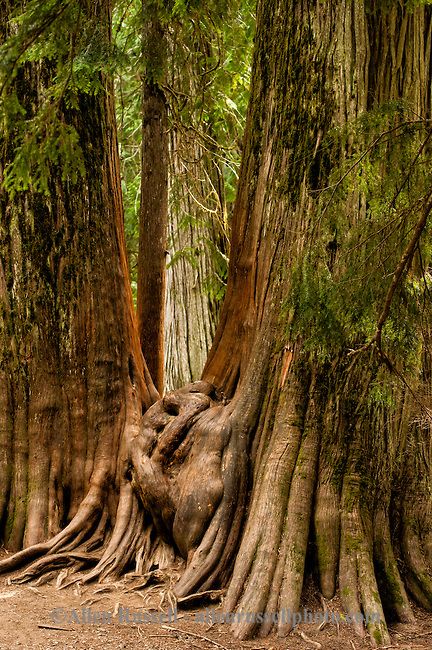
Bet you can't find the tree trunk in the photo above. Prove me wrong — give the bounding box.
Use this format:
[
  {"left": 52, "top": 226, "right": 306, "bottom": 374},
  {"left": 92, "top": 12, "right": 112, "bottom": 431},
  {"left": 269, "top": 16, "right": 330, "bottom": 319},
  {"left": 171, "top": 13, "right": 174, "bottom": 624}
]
[
  {"left": 137, "top": 1, "right": 168, "bottom": 395},
  {"left": 0, "top": 0, "right": 158, "bottom": 556},
  {"left": 164, "top": 123, "right": 227, "bottom": 391},
  {"left": 133, "top": 1, "right": 432, "bottom": 643},
  {"left": 1, "top": 2, "right": 432, "bottom": 648},
  {"left": 162, "top": 2, "right": 252, "bottom": 393}
]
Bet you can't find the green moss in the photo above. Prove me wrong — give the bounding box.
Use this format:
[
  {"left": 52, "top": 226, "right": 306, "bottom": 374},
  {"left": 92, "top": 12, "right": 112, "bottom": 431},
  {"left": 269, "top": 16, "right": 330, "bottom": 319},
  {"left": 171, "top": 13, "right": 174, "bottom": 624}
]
[
  {"left": 372, "top": 628, "right": 383, "bottom": 645},
  {"left": 341, "top": 586, "right": 352, "bottom": 597},
  {"left": 344, "top": 533, "right": 361, "bottom": 553},
  {"left": 4, "top": 511, "right": 15, "bottom": 540},
  {"left": 316, "top": 534, "right": 330, "bottom": 565},
  {"left": 372, "top": 590, "right": 381, "bottom": 604}
]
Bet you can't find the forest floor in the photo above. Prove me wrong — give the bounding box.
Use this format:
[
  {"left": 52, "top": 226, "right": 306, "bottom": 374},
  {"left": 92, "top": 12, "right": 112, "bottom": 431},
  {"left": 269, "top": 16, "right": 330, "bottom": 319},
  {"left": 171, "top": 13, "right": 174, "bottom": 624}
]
[{"left": 1, "top": 551, "right": 431, "bottom": 650}]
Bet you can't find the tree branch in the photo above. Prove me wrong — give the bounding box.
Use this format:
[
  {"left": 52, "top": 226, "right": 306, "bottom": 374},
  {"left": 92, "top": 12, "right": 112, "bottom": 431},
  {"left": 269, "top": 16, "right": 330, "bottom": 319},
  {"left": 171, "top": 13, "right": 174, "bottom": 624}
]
[{"left": 349, "top": 189, "right": 432, "bottom": 365}]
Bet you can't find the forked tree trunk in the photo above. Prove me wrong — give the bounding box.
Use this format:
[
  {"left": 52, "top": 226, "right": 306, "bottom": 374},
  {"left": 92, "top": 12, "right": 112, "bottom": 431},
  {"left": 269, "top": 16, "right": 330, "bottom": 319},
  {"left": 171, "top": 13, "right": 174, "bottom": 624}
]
[
  {"left": 1, "top": 1, "right": 432, "bottom": 647},
  {"left": 132, "top": 1, "right": 432, "bottom": 641}
]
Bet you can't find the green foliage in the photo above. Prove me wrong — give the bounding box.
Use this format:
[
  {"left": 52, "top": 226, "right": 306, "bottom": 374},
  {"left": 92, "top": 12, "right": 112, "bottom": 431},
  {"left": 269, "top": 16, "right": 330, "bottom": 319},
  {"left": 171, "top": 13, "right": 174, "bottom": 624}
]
[
  {"left": 201, "top": 239, "right": 229, "bottom": 301},
  {"left": 0, "top": 0, "right": 253, "bottom": 309},
  {"left": 114, "top": 0, "right": 254, "bottom": 305},
  {"left": 113, "top": 0, "right": 144, "bottom": 300},
  {"left": 285, "top": 109, "right": 432, "bottom": 370},
  {"left": 4, "top": 118, "right": 84, "bottom": 196},
  {"left": 0, "top": 0, "right": 121, "bottom": 196}
]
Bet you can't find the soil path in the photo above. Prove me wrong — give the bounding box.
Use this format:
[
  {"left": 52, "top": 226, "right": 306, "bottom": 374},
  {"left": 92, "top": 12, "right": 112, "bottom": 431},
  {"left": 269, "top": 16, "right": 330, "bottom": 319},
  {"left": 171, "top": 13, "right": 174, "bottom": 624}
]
[{"left": 0, "top": 552, "right": 431, "bottom": 650}]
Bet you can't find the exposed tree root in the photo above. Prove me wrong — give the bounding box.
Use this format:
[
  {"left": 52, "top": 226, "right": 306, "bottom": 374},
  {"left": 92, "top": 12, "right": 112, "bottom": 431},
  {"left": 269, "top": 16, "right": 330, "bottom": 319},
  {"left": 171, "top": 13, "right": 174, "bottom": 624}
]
[
  {"left": 400, "top": 420, "right": 432, "bottom": 613},
  {"left": 0, "top": 368, "right": 431, "bottom": 650},
  {"left": 0, "top": 380, "right": 236, "bottom": 591},
  {"left": 373, "top": 508, "right": 415, "bottom": 624},
  {"left": 402, "top": 519, "right": 432, "bottom": 611},
  {"left": 313, "top": 386, "right": 344, "bottom": 602},
  {"left": 314, "top": 480, "right": 340, "bottom": 600},
  {"left": 0, "top": 483, "right": 105, "bottom": 577},
  {"left": 216, "top": 361, "right": 431, "bottom": 645}
]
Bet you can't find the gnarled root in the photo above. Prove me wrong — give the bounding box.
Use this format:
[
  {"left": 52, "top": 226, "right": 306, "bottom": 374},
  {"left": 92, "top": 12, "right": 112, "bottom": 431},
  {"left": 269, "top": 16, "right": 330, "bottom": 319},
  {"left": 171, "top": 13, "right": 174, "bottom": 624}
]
[
  {"left": 128, "top": 379, "right": 248, "bottom": 595},
  {"left": 339, "top": 475, "right": 390, "bottom": 646},
  {"left": 0, "top": 380, "right": 234, "bottom": 588},
  {"left": 0, "top": 483, "right": 105, "bottom": 578}
]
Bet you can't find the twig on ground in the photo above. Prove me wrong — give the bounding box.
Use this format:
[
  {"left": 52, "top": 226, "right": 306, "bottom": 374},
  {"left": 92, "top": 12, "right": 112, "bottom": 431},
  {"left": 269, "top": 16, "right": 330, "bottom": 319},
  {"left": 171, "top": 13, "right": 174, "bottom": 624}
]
[
  {"left": 177, "top": 589, "right": 225, "bottom": 604},
  {"left": 411, "top": 630, "right": 432, "bottom": 638},
  {"left": 318, "top": 595, "right": 328, "bottom": 631},
  {"left": 80, "top": 596, "right": 103, "bottom": 606},
  {"left": 94, "top": 585, "right": 114, "bottom": 594},
  {"left": 28, "top": 586, "right": 46, "bottom": 598},
  {"left": 378, "top": 645, "right": 425, "bottom": 649},
  {"left": 298, "top": 630, "right": 322, "bottom": 649}
]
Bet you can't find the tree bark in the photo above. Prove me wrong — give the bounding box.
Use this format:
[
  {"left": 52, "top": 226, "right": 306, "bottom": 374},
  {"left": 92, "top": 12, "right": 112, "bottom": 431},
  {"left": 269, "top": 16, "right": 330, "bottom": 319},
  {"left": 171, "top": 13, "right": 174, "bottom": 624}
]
[
  {"left": 0, "top": 0, "right": 157, "bottom": 553},
  {"left": 164, "top": 122, "right": 226, "bottom": 391},
  {"left": 134, "top": 2, "right": 432, "bottom": 643},
  {"left": 137, "top": 1, "right": 168, "bottom": 394}
]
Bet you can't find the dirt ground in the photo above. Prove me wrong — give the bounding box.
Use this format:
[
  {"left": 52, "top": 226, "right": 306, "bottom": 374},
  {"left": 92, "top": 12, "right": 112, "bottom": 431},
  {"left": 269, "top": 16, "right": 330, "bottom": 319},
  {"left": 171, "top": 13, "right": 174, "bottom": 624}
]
[{"left": 0, "top": 551, "right": 431, "bottom": 650}]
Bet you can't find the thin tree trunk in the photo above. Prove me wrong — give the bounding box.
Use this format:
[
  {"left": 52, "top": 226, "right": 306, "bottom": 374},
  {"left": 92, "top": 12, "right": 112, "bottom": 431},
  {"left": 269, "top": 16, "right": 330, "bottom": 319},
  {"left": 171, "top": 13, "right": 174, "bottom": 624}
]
[{"left": 137, "top": 1, "right": 168, "bottom": 394}]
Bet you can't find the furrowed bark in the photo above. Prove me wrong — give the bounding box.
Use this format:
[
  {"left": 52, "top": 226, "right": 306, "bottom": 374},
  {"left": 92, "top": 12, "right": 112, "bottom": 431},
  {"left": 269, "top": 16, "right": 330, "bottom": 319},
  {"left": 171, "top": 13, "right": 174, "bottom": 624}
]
[
  {"left": 165, "top": 128, "right": 224, "bottom": 391},
  {"left": 0, "top": 0, "right": 157, "bottom": 559}
]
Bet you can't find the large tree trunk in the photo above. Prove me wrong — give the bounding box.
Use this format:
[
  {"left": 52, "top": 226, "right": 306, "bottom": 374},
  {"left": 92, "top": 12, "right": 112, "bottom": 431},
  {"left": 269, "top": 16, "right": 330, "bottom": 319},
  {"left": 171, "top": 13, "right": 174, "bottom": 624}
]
[
  {"left": 1, "top": 1, "right": 432, "bottom": 647},
  {"left": 206, "top": 3, "right": 432, "bottom": 643},
  {"left": 164, "top": 16, "right": 231, "bottom": 391},
  {"left": 133, "top": 1, "right": 432, "bottom": 642},
  {"left": 0, "top": 0, "right": 157, "bottom": 556}
]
